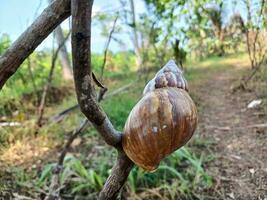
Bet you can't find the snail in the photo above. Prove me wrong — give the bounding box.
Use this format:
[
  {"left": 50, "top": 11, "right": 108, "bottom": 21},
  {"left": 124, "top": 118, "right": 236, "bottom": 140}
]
[{"left": 122, "top": 60, "right": 197, "bottom": 171}]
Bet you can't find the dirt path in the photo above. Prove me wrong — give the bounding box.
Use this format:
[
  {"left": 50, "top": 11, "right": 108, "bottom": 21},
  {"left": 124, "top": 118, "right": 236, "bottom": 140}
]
[{"left": 191, "top": 67, "right": 267, "bottom": 200}]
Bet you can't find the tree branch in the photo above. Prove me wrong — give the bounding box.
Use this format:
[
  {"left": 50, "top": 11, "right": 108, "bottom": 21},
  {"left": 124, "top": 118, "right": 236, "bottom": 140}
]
[
  {"left": 0, "top": 0, "right": 71, "bottom": 90},
  {"left": 99, "top": 151, "right": 134, "bottom": 200},
  {"left": 45, "top": 76, "right": 110, "bottom": 199},
  {"left": 71, "top": 1, "right": 134, "bottom": 199},
  {"left": 45, "top": 119, "right": 89, "bottom": 200},
  {"left": 71, "top": 0, "right": 120, "bottom": 148},
  {"left": 100, "top": 15, "right": 119, "bottom": 81}
]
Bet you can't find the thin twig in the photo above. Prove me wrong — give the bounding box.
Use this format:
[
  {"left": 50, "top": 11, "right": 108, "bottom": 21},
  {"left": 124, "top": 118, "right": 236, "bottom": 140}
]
[
  {"left": 49, "top": 104, "right": 80, "bottom": 123},
  {"left": 36, "top": 32, "right": 71, "bottom": 132},
  {"left": 205, "top": 123, "right": 267, "bottom": 130},
  {"left": 45, "top": 118, "right": 89, "bottom": 200},
  {"left": 27, "top": 57, "right": 39, "bottom": 104},
  {"left": 100, "top": 15, "right": 119, "bottom": 81},
  {"left": 45, "top": 75, "right": 109, "bottom": 199}
]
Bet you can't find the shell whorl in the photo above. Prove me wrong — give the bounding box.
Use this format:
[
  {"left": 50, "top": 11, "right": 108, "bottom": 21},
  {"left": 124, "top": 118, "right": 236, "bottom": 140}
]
[{"left": 143, "top": 60, "right": 188, "bottom": 95}]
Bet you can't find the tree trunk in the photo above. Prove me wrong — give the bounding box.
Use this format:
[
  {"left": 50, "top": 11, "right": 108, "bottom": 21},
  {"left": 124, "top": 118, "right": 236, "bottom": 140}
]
[
  {"left": 218, "top": 30, "right": 225, "bottom": 57},
  {"left": 129, "top": 0, "right": 143, "bottom": 71},
  {"left": 48, "top": 0, "right": 72, "bottom": 80},
  {"left": 54, "top": 27, "right": 73, "bottom": 80}
]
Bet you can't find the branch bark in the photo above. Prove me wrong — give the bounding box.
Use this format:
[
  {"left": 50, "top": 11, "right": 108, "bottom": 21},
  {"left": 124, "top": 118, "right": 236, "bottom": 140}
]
[
  {"left": 71, "top": 0, "right": 121, "bottom": 147},
  {"left": 99, "top": 151, "right": 134, "bottom": 200},
  {"left": 71, "top": 1, "right": 134, "bottom": 199},
  {"left": 0, "top": 0, "right": 71, "bottom": 90}
]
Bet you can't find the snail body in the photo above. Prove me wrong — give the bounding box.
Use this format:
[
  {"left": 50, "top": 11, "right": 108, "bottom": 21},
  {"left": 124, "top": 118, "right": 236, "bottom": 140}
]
[{"left": 122, "top": 60, "right": 197, "bottom": 171}]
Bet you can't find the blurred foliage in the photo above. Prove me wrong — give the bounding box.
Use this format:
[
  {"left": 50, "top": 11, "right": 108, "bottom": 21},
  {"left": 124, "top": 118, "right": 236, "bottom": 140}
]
[
  {"left": 0, "top": 32, "right": 136, "bottom": 116},
  {"left": 0, "top": 34, "right": 11, "bottom": 55}
]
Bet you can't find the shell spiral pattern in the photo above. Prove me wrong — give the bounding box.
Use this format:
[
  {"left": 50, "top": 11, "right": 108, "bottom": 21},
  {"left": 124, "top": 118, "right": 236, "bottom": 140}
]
[{"left": 143, "top": 60, "right": 188, "bottom": 94}]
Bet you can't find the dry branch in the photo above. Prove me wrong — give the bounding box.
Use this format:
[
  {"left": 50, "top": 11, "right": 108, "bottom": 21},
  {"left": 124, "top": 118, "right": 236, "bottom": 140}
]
[
  {"left": 0, "top": 0, "right": 71, "bottom": 90},
  {"left": 71, "top": 0, "right": 121, "bottom": 147},
  {"left": 98, "top": 15, "right": 119, "bottom": 102},
  {"left": 49, "top": 104, "right": 79, "bottom": 123},
  {"left": 205, "top": 124, "right": 267, "bottom": 130},
  {"left": 46, "top": 82, "right": 109, "bottom": 199},
  {"left": 100, "top": 15, "right": 119, "bottom": 80},
  {"left": 45, "top": 119, "right": 88, "bottom": 200},
  {"left": 99, "top": 151, "right": 134, "bottom": 200},
  {"left": 71, "top": 1, "right": 133, "bottom": 199},
  {"left": 246, "top": 123, "right": 267, "bottom": 129}
]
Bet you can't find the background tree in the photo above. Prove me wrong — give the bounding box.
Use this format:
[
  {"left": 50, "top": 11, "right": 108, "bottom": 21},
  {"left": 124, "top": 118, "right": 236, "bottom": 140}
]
[
  {"left": 242, "top": 0, "right": 266, "bottom": 70},
  {"left": 47, "top": 0, "right": 73, "bottom": 81},
  {"left": 205, "top": 1, "right": 226, "bottom": 56},
  {"left": 231, "top": 0, "right": 267, "bottom": 90}
]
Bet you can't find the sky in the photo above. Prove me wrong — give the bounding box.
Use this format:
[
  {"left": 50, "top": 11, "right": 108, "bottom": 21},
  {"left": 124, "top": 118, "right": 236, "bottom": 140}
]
[
  {"left": 0, "top": 0, "right": 252, "bottom": 53},
  {"left": 0, "top": 0, "right": 146, "bottom": 53}
]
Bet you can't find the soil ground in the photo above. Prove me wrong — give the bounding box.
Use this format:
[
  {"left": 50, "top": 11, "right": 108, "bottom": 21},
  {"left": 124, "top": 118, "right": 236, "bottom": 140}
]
[{"left": 190, "top": 59, "right": 267, "bottom": 200}]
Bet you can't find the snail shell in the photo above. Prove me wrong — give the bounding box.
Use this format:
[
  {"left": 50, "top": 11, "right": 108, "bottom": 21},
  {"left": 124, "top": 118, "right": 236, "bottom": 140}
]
[
  {"left": 143, "top": 60, "right": 188, "bottom": 94},
  {"left": 122, "top": 60, "right": 197, "bottom": 171}
]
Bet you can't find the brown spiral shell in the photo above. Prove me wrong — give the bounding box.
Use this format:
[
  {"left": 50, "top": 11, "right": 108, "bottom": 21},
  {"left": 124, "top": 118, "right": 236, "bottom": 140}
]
[{"left": 122, "top": 60, "right": 197, "bottom": 171}]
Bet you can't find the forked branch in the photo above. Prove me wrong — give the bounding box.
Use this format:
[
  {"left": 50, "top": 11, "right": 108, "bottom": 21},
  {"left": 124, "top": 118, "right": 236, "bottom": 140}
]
[
  {"left": 71, "top": 0, "right": 133, "bottom": 199},
  {"left": 71, "top": 0, "right": 121, "bottom": 147}
]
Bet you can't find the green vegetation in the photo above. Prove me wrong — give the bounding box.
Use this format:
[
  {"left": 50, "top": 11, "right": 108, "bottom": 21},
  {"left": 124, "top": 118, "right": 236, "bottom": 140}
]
[{"left": 0, "top": 39, "right": 214, "bottom": 199}]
